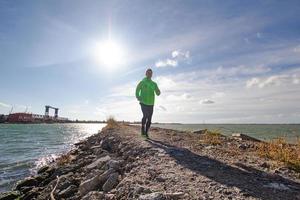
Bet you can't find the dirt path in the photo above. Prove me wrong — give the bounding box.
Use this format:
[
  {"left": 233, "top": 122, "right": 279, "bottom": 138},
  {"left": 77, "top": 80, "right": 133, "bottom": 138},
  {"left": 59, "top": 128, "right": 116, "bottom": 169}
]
[{"left": 115, "top": 124, "right": 300, "bottom": 200}]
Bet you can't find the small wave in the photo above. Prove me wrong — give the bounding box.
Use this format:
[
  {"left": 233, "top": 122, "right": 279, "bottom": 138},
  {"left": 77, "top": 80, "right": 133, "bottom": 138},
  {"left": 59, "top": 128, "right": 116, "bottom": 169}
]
[{"left": 32, "top": 154, "right": 59, "bottom": 173}]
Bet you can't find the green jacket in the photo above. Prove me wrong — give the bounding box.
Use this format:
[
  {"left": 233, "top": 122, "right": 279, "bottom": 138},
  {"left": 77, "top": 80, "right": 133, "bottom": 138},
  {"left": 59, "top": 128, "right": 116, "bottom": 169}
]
[{"left": 136, "top": 77, "right": 160, "bottom": 105}]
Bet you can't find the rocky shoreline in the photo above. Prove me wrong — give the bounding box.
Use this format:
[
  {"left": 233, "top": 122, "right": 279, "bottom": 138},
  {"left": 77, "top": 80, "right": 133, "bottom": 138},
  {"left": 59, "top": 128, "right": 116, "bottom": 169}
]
[{"left": 0, "top": 124, "right": 300, "bottom": 200}]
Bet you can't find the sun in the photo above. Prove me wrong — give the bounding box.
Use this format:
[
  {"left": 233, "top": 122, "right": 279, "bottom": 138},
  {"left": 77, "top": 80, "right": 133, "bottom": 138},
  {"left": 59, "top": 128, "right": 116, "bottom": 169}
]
[{"left": 93, "top": 39, "right": 125, "bottom": 69}]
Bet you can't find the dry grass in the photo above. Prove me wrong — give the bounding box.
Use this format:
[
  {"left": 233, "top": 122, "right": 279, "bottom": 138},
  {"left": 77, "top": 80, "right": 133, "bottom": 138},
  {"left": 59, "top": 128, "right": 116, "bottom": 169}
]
[
  {"left": 199, "top": 129, "right": 222, "bottom": 145},
  {"left": 257, "top": 137, "right": 300, "bottom": 172},
  {"left": 105, "top": 116, "right": 119, "bottom": 129}
]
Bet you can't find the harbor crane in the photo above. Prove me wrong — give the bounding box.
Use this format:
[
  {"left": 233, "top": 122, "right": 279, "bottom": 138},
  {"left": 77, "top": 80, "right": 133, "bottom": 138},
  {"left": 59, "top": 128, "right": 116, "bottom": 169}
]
[{"left": 45, "top": 105, "right": 59, "bottom": 118}]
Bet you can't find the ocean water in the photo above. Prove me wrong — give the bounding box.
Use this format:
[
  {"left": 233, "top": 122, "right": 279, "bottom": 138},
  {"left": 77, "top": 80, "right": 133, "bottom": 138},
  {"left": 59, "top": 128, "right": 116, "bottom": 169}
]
[
  {"left": 0, "top": 123, "right": 106, "bottom": 192},
  {"left": 152, "top": 124, "right": 300, "bottom": 143}
]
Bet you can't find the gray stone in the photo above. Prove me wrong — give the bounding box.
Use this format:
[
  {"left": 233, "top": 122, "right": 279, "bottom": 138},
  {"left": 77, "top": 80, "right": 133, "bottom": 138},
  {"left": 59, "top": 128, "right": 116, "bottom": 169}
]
[
  {"left": 81, "top": 191, "right": 104, "bottom": 200},
  {"left": 102, "top": 172, "right": 119, "bottom": 192},
  {"left": 100, "top": 138, "right": 113, "bottom": 151},
  {"left": 79, "top": 168, "right": 115, "bottom": 196},
  {"left": 37, "top": 165, "right": 50, "bottom": 174},
  {"left": 86, "top": 155, "right": 111, "bottom": 170},
  {"left": 79, "top": 175, "right": 100, "bottom": 196},
  {"left": 15, "top": 177, "right": 39, "bottom": 190},
  {"left": 106, "top": 159, "right": 123, "bottom": 170},
  {"left": 0, "top": 191, "right": 20, "bottom": 200},
  {"left": 21, "top": 187, "right": 41, "bottom": 200},
  {"left": 58, "top": 185, "right": 78, "bottom": 198},
  {"left": 139, "top": 192, "right": 165, "bottom": 200}
]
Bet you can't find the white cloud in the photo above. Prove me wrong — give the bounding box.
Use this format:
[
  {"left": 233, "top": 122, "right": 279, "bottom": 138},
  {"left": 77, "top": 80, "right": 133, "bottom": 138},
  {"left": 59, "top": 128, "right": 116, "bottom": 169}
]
[
  {"left": 172, "top": 50, "right": 190, "bottom": 59},
  {"left": 246, "top": 78, "right": 260, "bottom": 88},
  {"left": 212, "top": 92, "right": 225, "bottom": 98},
  {"left": 155, "top": 59, "right": 178, "bottom": 67},
  {"left": 66, "top": 65, "right": 300, "bottom": 123},
  {"left": 216, "top": 65, "right": 271, "bottom": 76},
  {"left": 246, "top": 73, "right": 299, "bottom": 88},
  {"left": 166, "top": 93, "right": 192, "bottom": 101},
  {"left": 155, "top": 76, "right": 177, "bottom": 90},
  {"left": 155, "top": 50, "right": 190, "bottom": 68},
  {"left": 199, "top": 99, "right": 215, "bottom": 104}
]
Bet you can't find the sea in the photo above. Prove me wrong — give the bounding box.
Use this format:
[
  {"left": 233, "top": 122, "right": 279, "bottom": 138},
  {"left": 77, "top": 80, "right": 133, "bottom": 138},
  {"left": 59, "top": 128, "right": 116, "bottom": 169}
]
[
  {"left": 0, "top": 123, "right": 299, "bottom": 192},
  {"left": 152, "top": 124, "right": 300, "bottom": 143},
  {"left": 0, "top": 123, "right": 106, "bottom": 192}
]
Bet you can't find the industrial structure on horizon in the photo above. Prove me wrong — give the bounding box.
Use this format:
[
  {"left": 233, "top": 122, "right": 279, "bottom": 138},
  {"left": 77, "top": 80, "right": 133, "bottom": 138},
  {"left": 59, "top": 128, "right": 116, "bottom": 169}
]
[{"left": 0, "top": 105, "right": 69, "bottom": 123}]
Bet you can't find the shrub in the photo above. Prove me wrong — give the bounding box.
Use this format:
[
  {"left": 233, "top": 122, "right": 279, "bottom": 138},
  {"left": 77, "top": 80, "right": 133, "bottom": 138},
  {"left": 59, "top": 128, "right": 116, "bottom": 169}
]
[
  {"left": 257, "top": 137, "right": 300, "bottom": 172},
  {"left": 200, "top": 129, "right": 222, "bottom": 145},
  {"left": 105, "top": 116, "right": 119, "bottom": 129}
]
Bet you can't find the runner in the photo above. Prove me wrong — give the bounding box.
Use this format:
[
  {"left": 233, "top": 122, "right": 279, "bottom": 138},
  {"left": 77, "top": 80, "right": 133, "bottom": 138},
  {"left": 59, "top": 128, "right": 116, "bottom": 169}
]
[{"left": 135, "top": 68, "right": 161, "bottom": 138}]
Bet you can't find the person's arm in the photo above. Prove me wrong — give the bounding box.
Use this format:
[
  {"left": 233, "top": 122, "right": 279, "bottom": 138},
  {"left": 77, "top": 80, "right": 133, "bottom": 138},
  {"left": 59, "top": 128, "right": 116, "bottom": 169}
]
[
  {"left": 155, "top": 83, "right": 161, "bottom": 96},
  {"left": 135, "top": 81, "right": 142, "bottom": 101}
]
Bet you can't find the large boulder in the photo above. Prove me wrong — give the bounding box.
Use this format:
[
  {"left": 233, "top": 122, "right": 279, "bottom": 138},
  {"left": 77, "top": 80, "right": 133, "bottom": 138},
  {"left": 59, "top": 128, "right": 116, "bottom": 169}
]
[
  {"left": 79, "top": 168, "right": 115, "bottom": 196},
  {"left": 106, "top": 159, "right": 123, "bottom": 171},
  {"left": 85, "top": 155, "right": 111, "bottom": 170},
  {"left": 58, "top": 185, "right": 78, "bottom": 198},
  {"left": 15, "top": 177, "right": 39, "bottom": 190},
  {"left": 102, "top": 172, "right": 119, "bottom": 192}
]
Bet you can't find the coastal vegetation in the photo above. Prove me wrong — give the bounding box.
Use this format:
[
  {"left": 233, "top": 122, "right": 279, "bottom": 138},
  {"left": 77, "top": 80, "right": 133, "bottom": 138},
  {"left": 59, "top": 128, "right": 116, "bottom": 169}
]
[
  {"left": 257, "top": 137, "right": 300, "bottom": 172},
  {"left": 104, "top": 116, "right": 119, "bottom": 130},
  {"left": 198, "top": 129, "right": 222, "bottom": 145}
]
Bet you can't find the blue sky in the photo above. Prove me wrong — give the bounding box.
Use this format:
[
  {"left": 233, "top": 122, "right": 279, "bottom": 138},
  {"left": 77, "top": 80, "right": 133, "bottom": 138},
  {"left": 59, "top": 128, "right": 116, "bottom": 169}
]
[{"left": 1, "top": 0, "right": 300, "bottom": 123}]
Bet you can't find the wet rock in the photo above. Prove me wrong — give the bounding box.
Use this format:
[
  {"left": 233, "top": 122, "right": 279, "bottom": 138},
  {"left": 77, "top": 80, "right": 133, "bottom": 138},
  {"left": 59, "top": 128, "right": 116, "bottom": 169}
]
[
  {"left": 37, "top": 165, "right": 50, "bottom": 174},
  {"left": 19, "top": 186, "right": 34, "bottom": 194},
  {"left": 0, "top": 191, "right": 20, "bottom": 200},
  {"left": 34, "top": 172, "right": 50, "bottom": 183},
  {"left": 21, "top": 187, "right": 41, "bottom": 200},
  {"left": 55, "top": 172, "right": 76, "bottom": 191},
  {"left": 139, "top": 192, "right": 165, "bottom": 200},
  {"left": 15, "top": 177, "right": 39, "bottom": 190},
  {"left": 86, "top": 155, "right": 111, "bottom": 170},
  {"left": 82, "top": 191, "right": 104, "bottom": 200},
  {"left": 58, "top": 185, "right": 78, "bottom": 198},
  {"left": 102, "top": 172, "right": 119, "bottom": 192}
]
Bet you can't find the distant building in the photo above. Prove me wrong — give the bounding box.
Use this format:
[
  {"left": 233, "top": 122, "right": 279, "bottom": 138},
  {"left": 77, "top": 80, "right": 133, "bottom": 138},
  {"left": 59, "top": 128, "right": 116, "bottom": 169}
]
[
  {"left": 6, "top": 112, "right": 69, "bottom": 123},
  {"left": 0, "top": 114, "right": 7, "bottom": 123},
  {"left": 7, "top": 113, "right": 34, "bottom": 123}
]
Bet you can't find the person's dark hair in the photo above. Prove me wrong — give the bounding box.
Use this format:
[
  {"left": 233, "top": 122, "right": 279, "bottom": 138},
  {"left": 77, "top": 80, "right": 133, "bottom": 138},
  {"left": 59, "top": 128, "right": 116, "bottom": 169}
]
[{"left": 146, "top": 68, "right": 152, "bottom": 73}]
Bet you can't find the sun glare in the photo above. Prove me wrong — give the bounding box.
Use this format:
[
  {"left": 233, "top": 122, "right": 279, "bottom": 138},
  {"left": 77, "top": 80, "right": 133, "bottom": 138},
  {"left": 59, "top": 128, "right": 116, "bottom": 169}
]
[{"left": 93, "top": 39, "right": 125, "bottom": 69}]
